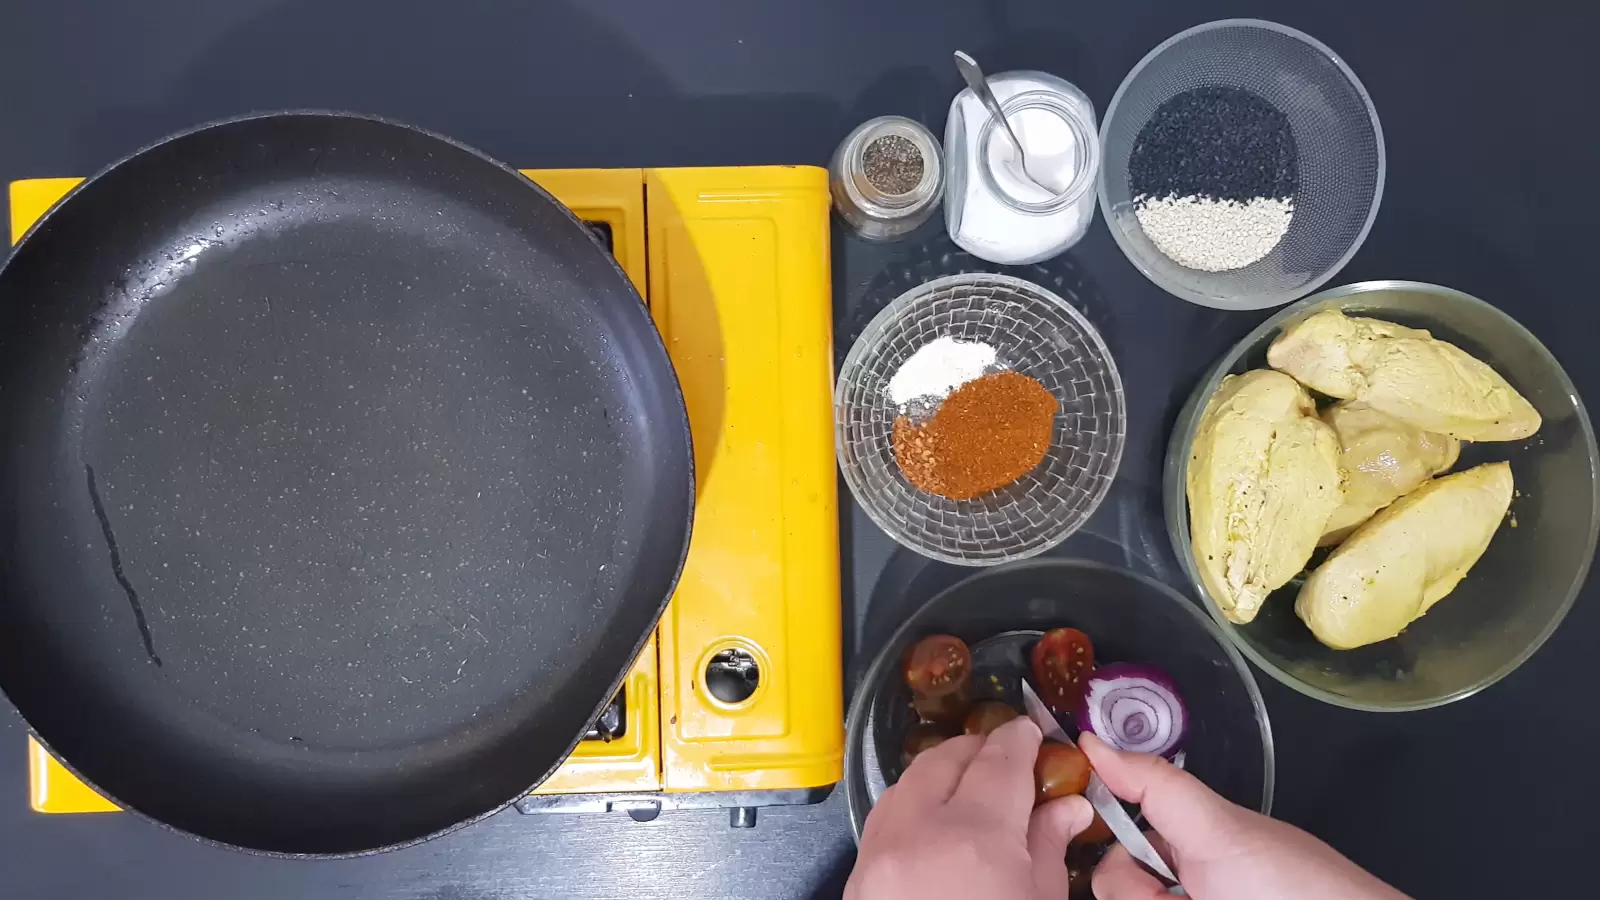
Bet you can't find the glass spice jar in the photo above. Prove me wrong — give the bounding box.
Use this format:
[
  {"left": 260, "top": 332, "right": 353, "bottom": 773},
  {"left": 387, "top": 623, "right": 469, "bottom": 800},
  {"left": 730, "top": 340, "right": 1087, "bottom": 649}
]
[{"left": 829, "top": 116, "right": 945, "bottom": 241}]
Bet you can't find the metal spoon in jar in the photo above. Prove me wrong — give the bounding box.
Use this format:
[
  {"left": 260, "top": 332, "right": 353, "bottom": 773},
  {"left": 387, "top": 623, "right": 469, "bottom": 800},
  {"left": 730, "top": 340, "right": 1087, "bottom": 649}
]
[{"left": 953, "top": 50, "right": 1051, "bottom": 191}]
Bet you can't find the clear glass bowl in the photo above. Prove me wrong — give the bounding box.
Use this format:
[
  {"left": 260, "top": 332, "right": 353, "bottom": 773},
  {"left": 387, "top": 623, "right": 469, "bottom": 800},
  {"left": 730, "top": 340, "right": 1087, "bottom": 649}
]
[
  {"left": 843, "top": 559, "right": 1275, "bottom": 839},
  {"left": 1164, "top": 282, "right": 1600, "bottom": 710},
  {"left": 836, "top": 273, "right": 1125, "bottom": 565},
  {"left": 1098, "top": 19, "right": 1385, "bottom": 310}
]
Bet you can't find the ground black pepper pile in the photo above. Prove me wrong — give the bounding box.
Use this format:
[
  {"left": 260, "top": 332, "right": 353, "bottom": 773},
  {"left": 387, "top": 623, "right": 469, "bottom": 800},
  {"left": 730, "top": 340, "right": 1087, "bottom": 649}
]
[
  {"left": 862, "top": 134, "right": 925, "bottom": 196},
  {"left": 1129, "top": 86, "right": 1298, "bottom": 202}
]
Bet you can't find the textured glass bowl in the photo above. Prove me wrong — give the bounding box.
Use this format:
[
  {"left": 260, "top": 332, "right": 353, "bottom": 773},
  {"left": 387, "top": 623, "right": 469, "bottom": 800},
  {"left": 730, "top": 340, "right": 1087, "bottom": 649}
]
[
  {"left": 843, "top": 559, "right": 1274, "bottom": 839},
  {"left": 1165, "top": 282, "right": 1599, "bottom": 710},
  {"left": 836, "top": 274, "right": 1124, "bottom": 565},
  {"left": 1099, "top": 19, "right": 1384, "bottom": 310}
]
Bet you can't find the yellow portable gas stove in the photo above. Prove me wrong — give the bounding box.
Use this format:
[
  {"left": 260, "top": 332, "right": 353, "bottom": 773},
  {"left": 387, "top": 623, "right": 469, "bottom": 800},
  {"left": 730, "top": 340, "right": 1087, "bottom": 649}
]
[{"left": 10, "top": 166, "right": 843, "bottom": 824}]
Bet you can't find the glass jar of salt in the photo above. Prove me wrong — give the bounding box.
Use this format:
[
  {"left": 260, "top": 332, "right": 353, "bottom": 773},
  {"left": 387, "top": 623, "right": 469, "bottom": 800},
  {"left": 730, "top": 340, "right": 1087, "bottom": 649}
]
[{"left": 945, "top": 71, "right": 1099, "bottom": 265}]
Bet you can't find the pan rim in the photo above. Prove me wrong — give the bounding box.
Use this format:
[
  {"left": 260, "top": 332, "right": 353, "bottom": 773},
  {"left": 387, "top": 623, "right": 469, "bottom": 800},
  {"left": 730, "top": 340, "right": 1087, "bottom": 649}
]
[{"left": 1, "top": 109, "right": 696, "bottom": 858}]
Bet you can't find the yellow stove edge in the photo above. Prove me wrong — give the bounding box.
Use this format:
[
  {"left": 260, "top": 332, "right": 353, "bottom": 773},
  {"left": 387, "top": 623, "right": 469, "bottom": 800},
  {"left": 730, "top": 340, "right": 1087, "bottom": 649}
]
[{"left": 9, "top": 165, "right": 842, "bottom": 814}]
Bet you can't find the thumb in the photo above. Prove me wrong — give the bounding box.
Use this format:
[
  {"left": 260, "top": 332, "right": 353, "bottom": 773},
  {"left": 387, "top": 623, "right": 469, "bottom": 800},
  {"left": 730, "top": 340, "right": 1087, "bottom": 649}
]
[
  {"left": 1027, "top": 794, "right": 1093, "bottom": 898},
  {"left": 1093, "top": 845, "right": 1172, "bottom": 900},
  {"left": 1078, "top": 732, "right": 1239, "bottom": 858}
]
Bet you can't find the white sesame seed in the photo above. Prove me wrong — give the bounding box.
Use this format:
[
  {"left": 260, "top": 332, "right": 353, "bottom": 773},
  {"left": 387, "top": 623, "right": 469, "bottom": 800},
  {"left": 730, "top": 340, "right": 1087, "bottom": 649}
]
[{"left": 1134, "top": 195, "right": 1294, "bottom": 272}]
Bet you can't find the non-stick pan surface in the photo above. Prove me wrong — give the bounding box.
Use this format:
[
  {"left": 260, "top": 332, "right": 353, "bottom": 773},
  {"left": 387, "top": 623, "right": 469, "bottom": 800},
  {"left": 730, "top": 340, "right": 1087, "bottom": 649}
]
[{"left": 0, "top": 113, "right": 693, "bottom": 855}]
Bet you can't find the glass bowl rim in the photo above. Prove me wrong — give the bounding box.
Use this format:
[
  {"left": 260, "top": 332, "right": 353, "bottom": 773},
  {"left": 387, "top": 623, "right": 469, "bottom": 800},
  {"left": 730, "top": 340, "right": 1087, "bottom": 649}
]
[
  {"left": 842, "top": 557, "right": 1278, "bottom": 841},
  {"left": 1163, "top": 279, "right": 1600, "bottom": 711},
  {"left": 1095, "top": 18, "right": 1387, "bottom": 310},
  {"left": 834, "top": 272, "right": 1126, "bottom": 566}
]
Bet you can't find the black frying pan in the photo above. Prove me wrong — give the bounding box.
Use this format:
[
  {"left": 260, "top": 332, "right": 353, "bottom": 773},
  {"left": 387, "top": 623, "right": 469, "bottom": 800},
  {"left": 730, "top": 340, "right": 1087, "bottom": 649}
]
[{"left": 0, "top": 113, "right": 693, "bottom": 855}]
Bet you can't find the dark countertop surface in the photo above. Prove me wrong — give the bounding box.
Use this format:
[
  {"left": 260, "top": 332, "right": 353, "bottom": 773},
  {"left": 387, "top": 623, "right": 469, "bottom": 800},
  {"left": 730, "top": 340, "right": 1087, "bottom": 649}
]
[{"left": 2, "top": 1, "right": 1596, "bottom": 897}]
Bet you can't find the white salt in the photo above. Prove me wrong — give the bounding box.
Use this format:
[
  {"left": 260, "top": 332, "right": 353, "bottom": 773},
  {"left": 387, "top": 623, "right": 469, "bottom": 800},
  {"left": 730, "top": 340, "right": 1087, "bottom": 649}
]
[{"left": 887, "top": 337, "right": 998, "bottom": 406}]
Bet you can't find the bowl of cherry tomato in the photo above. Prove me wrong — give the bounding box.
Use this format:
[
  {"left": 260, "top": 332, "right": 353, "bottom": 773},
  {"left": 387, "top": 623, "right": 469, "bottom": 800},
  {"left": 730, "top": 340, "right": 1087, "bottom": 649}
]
[{"left": 844, "top": 558, "right": 1274, "bottom": 868}]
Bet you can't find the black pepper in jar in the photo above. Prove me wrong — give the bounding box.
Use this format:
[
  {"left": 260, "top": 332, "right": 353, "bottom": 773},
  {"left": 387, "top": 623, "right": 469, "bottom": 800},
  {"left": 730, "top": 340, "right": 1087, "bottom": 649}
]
[
  {"left": 829, "top": 116, "right": 943, "bottom": 241},
  {"left": 862, "top": 135, "right": 925, "bottom": 195}
]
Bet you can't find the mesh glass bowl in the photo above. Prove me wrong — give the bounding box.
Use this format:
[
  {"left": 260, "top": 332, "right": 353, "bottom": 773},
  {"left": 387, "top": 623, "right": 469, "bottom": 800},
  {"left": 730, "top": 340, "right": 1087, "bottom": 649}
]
[
  {"left": 837, "top": 274, "right": 1124, "bottom": 565},
  {"left": 1165, "top": 282, "right": 1600, "bottom": 710},
  {"left": 1099, "top": 19, "right": 1385, "bottom": 310}
]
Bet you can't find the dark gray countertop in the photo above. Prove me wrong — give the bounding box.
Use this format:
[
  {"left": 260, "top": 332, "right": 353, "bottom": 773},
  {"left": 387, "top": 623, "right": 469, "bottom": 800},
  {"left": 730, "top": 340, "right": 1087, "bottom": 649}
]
[{"left": 3, "top": 0, "right": 1597, "bottom": 897}]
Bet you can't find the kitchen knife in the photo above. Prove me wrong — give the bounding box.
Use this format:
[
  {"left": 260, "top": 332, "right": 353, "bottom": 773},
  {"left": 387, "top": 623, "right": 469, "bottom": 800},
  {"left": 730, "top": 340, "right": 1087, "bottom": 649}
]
[{"left": 1019, "top": 680, "right": 1180, "bottom": 885}]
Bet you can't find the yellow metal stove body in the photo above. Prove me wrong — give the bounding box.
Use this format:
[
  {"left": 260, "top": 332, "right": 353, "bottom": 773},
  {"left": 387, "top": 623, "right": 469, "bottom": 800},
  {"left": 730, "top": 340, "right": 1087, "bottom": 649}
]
[{"left": 10, "top": 166, "right": 842, "bottom": 822}]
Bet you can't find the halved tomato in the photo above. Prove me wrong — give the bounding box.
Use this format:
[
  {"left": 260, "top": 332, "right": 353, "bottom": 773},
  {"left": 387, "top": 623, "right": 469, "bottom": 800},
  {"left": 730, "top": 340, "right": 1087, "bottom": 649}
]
[
  {"left": 1031, "top": 628, "right": 1094, "bottom": 714},
  {"left": 903, "top": 634, "right": 972, "bottom": 696}
]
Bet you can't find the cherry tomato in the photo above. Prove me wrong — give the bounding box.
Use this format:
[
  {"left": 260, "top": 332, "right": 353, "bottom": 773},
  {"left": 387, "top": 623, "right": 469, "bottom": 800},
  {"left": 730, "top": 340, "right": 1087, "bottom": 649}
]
[
  {"left": 910, "top": 686, "right": 972, "bottom": 725},
  {"left": 903, "top": 635, "right": 972, "bottom": 696},
  {"left": 900, "top": 723, "right": 954, "bottom": 769},
  {"left": 962, "top": 700, "right": 1019, "bottom": 736},
  {"left": 1031, "top": 628, "right": 1095, "bottom": 714},
  {"left": 1072, "top": 812, "right": 1114, "bottom": 847},
  {"left": 1034, "top": 741, "right": 1092, "bottom": 804},
  {"left": 904, "top": 635, "right": 974, "bottom": 724}
]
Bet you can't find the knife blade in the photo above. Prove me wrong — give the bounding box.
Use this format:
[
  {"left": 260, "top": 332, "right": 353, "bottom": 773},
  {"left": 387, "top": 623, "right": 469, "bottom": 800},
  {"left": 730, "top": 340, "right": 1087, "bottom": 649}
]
[{"left": 1019, "top": 680, "right": 1179, "bottom": 884}]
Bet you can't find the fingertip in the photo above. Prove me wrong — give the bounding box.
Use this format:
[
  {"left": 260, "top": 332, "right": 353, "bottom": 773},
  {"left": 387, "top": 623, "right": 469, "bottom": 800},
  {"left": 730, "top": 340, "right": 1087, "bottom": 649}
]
[
  {"left": 1079, "top": 733, "right": 1158, "bottom": 796},
  {"left": 978, "top": 713, "right": 1043, "bottom": 760},
  {"left": 979, "top": 714, "right": 1043, "bottom": 762},
  {"left": 1092, "top": 844, "right": 1170, "bottom": 900},
  {"left": 1028, "top": 796, "right": 1088, "bottom": 900},
  {"left": 1064, "top": 792, "right": 1093, "bottom": 822},
  {"left": 995, "top": 712, "right": 1042, "bottom": 742},
  {"left": 948, "top": 714, "right": 1043, "bottom": 818},
  {"left": 892, "top": 732, "right": 984, "bottom": 801},
  {"left": 1079, "top": 732, "right": 1140, "bottom": 781},
  {"left": 1079, "top": 733, "right": 1139, "bottom": 794},
  {"left": 1078, "top": 731, "right": 1118, "bottom": 763},
  {"left": 1027, "top": 795, "right": 1094, "bottom": 899},
  {"left": 1083, "top": 739, "right": 1236, "bottom": 855},
  {"left": 1039, "top": 793, "right": 1094, "bottom": 839},
  {"left": 917, "top": 731, "right": 985, "bottom": 762}
]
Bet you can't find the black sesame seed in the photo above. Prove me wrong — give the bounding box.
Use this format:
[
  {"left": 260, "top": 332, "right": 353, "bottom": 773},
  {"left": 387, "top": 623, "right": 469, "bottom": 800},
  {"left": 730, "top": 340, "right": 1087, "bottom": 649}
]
[{"left": 1128, "top": 86, "right": 1298, "bottom": 203}]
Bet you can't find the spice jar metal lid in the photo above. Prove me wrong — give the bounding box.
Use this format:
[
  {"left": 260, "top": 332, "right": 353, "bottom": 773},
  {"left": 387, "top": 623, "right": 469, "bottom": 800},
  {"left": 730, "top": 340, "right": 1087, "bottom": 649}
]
[{"left": 830, "top": 116, "right": 944, "bottom": 227}]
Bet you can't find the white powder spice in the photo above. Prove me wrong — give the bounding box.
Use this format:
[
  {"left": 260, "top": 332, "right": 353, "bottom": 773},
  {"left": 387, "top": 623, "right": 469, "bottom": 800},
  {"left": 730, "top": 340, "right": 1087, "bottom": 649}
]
[
  {"left": 1134, "top": 196, "right": 1294, "bottom": 272},
  {"left": 886, "top": 336, "right": 997, "bottom": 406}
]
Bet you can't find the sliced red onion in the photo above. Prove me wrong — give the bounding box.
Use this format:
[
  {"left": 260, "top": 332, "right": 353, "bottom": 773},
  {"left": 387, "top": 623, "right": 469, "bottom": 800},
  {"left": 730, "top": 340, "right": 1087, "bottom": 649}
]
[{"left": 1077, "top": 663, "right": 1187, "bottom": 757}]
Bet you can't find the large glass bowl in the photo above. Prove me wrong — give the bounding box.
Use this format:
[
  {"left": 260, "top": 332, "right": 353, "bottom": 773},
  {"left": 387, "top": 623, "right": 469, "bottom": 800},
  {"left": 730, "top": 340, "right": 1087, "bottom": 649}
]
[
  {"left": 836, "top": 273, "right": 1125, "bottom": 565},
  {"left": 1098, "top": 19, "right": 1384, "bottom": 310},
  {"left": 1165, "top": 282, "right": 1600, "bottom": 710},
  {"left": 843, "top": 559, "right": 1274, "bottom": 839}
]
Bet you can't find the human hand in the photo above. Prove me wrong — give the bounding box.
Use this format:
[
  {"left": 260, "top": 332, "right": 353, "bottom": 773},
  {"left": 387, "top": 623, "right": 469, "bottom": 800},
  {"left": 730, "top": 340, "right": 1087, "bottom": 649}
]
[
  {"left": 846, "top": 716, "right": 1096, "bottom": 900},
  {"left": 1080, "top": 733, "right": 1410, "bottom": 900}
]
